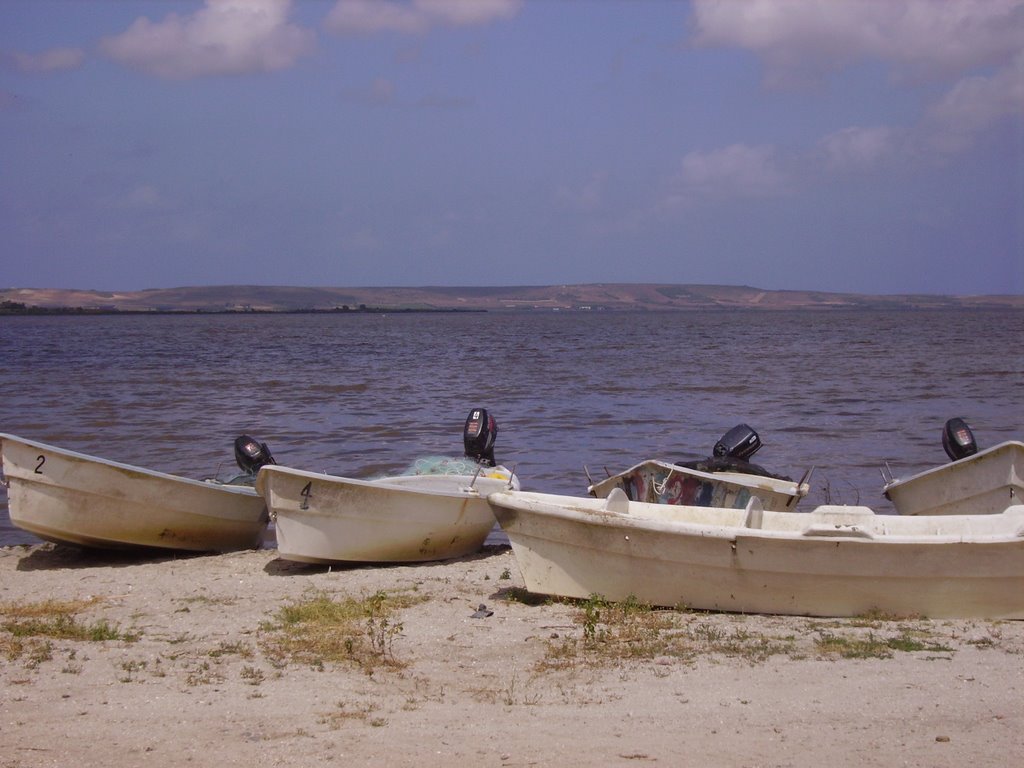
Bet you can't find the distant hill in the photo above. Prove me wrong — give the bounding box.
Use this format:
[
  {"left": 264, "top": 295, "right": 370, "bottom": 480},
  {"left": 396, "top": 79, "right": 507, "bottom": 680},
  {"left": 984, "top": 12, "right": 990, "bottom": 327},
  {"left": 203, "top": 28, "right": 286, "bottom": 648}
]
[{"left": 1, "top": 283, "right": 1021, "bottom": 313}]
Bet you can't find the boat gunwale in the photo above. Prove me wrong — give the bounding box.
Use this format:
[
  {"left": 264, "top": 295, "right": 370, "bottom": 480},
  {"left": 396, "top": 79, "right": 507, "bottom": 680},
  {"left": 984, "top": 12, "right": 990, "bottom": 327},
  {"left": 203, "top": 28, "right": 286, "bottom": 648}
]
[
  {"left": 588, "top": 458, "right": 806, "bottom": 496},
  {"left": 882, "top": 439, "right": 1024, "bottom": 492},
  {"left": 487, "top": 490, "right": 1024, "bottom": 544},
  {"left": 0, "top": 432, "right": 260, "bottom": 499},
  {"left": 256, "top": 463, "right": 517, "bottom": 501}
]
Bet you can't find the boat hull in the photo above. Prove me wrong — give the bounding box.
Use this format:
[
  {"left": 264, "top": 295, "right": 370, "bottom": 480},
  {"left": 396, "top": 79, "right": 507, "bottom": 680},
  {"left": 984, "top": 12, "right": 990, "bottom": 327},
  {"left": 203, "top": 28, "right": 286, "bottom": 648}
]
[
  {"left": 488, "top": 490, "right": 1024, "bottom": 619},
  {"left": 0, "top": 433, "right": 268, "bottom": 552},
  {"left": 256, "top": 464, "right": 516, "bottom": 564},
  {"left": 884, "top": 441, "right": 1024, "bottom": 515},
  {"left": 589, "top": 459, "right": 806, "bottom": 511}
]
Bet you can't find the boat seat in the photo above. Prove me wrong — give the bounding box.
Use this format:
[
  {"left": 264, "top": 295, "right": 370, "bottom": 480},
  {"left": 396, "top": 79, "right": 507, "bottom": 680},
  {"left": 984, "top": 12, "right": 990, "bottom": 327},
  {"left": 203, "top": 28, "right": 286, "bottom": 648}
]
[
  {"left": 604, "top": 487, "right": 630, "bottom": 514},
  {"left": 743, "top": 496, "right": 764, "bottom": 529}
]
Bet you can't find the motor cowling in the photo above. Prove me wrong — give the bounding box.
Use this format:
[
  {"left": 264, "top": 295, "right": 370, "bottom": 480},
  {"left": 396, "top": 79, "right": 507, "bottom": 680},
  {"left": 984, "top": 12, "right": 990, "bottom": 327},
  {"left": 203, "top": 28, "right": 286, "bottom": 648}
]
[
  {"left": 464, "top": 408, "right": 497, "bottom": 466},
  {"left": 713, "top": 424, "right": 762, "bottom": 461},
  {"left": 942, "top": 417, "right": 977, "bottom": 461},
  {"left": 678, "top": 423, "right": 793, "bottom": 480},
  {"left": 234, "top": 434, "right": 276, "bottom": 475}
]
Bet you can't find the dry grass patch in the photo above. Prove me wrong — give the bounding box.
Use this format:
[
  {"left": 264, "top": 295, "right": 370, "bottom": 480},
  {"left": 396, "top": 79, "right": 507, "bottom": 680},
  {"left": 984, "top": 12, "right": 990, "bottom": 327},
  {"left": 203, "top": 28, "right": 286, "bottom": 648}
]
[
  {"left": 814, "top": 627, "right": 954, "bottom": 659},
  {"left": 319, "top": 699, "right": 387, "bottom": 729},
  {"left": 209, "top": 640, "right": 254, "bottom": 659},
  {"left": 260, "top": 589, "right": 424, "bottom": 673},
  {"left": 0, "top": 597, "right": 138, "bottom": 665},
  {"left": 534, "top": 596, "right": 965, "bottom": 670},
  {"left": 540, "top": 595, "right": 798, "bottom": 670}
]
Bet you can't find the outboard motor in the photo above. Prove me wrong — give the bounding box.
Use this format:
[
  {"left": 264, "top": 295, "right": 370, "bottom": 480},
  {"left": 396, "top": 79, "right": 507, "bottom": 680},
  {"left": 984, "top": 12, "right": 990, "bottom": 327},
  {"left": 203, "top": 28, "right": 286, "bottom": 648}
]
[
  {"left": 234, "top": 434, "right": 276, "bottom": 475},
  {"left": 463, "top": 408, "right": 497, "bottom": 467},
  {"left": 677, "top": 423, "right": 791, "bottom": 480},
  {"left": 942, "top": 417, "right": 978, "bottom": 462},
  {"left": 713, "top": 424, "right": 762, "bottom": 461}
]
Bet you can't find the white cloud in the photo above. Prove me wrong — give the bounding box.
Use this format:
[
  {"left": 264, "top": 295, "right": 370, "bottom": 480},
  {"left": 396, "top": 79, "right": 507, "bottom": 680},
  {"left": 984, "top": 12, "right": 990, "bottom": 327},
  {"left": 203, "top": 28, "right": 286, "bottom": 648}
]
[
  {"left": 101, "top": 184, "right": 174, "bottom": 212},
  {"left": 9, "top": 48, "right": 85, "bottom": 74},
  {"left": 674, "top": 144, "right": 789, "bottom": 200},
  {"left": 556, "top": 171, "right": 609, "bottom": 212},
  {"left": 324, "top": 0, "right": 522, "bottom": 36},
  {"left": 926, "top": 51, "right": 1024, "bottom": 153},
  {"left": 99, "top": 0, "right": 316, "bottom": 79},
  {"left": 817, "top": 126, "right": 898, "bottom": 171},
  {"left": 325, "top": 0, "right": 428, "bottom": 35},
  {"left": 692, "top": 2, "right": 1024, "bottom": 164},
  {"left": 819, "top": 51, "right": 1024, "bottom": 165},
  {"left": 416, "top": 0, "right": 522, "bottom": 26},
  {"left": 692, "top": 0, "right": 1024, "bottom": 83}
]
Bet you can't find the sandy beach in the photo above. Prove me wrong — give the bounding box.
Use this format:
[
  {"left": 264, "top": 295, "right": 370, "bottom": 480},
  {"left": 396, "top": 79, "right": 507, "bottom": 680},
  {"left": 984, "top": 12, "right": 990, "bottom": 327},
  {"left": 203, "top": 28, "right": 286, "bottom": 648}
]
[{"left": 2, "top": 542, "right": 1022, "bottom": 768}]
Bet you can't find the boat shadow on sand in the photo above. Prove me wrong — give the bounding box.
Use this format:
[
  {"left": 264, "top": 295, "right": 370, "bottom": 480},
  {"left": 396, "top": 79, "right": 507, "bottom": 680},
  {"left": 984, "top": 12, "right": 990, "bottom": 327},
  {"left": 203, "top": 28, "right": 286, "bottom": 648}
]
[
  {"left": 11, "top": 542, "right": 208, "bottom": 572},
  {"left": 261, "top": 543, "right": 510, "bottom": 577}
]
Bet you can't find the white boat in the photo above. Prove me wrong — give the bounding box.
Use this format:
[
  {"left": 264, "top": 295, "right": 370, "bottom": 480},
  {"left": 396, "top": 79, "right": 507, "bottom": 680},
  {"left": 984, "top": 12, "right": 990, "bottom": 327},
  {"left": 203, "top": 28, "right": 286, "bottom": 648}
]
[
  {"left": 256, "top": 462, "right": 519, "bottom": 564},
  {"left": 487, "top": 489, "right": 1024, "bottom": 619},
  {"left": 588, "top": 425, "right": 810, "bottom": 512},
  {"left": 588, "top": 459, "right": 809, "bottom": 512},
  {"left": 883, "top": 440, "right": 1024, "bottom": 516},
  {"left": 257, "top": 407, "right": 521, "bottom": 564},
  {"left": 0, "top": 433, "right": 270, "bottom": 552}
]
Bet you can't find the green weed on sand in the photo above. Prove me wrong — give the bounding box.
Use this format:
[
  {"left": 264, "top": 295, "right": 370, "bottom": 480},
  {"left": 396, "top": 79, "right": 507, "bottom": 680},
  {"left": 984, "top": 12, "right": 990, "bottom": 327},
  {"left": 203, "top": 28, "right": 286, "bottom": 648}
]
[
  {"left": 0, "top": 597, "right": 138, "bottom": 667},
  {"left": 260, "top": 589, "right": 424, "bottom": 673},
  {"left": 538, "top": 593, "right": 964, "bottom": 669}
]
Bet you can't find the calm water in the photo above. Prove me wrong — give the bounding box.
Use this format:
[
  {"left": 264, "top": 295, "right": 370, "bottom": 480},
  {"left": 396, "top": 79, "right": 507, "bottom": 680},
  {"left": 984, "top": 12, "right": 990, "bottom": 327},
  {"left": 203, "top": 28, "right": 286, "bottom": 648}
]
[{"left": 2, "top": 309, "right": 1022, "bottom": 546}]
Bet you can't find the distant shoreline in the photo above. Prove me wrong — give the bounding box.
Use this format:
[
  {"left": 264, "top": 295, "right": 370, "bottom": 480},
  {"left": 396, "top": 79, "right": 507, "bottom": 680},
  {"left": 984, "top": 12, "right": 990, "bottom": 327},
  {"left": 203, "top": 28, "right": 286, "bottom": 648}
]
[
  {"left": 0, "top": 302, "right": 486, "bottom": 316},
  {"left": 2, "top": 283, "right": 1022, "bottom": 314},
  {"left": 2, "top": 304, "right": 1021, "bottom": 317}
]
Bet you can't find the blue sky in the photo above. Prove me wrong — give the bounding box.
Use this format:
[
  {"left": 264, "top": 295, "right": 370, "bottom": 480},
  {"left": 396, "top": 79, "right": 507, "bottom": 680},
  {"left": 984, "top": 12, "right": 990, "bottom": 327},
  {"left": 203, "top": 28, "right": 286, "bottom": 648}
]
[{"left": 1, "top": 0, "right": 1021, "bottom": 295}]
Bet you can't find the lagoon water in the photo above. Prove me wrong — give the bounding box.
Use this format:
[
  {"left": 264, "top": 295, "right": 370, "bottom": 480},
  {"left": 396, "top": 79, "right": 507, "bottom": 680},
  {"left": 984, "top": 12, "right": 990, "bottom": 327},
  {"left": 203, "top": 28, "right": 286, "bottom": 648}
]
[{"left": 1, "top": 309, "right": 1022, "bottom": 546}]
